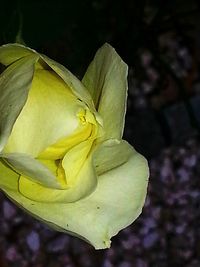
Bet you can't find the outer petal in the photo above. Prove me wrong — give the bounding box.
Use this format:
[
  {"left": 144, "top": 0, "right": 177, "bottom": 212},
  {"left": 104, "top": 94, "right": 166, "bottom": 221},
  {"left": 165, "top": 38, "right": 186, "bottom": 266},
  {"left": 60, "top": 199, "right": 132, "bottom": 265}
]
[
  {"left": 82, "top": 43, "right": 128, "bottom": 140},
  {"left": 2, "top": 145, "right": 149, "bottom": 249},
  {"left": 0, "top": 43, "right": 35, "bottom": 66},
  {"left": 0, "top": 44, "right": 95, "bottom": 114},
  {"left": 0, "top": 44, "right": 94, "bottom": 113},
  {"left": 0, "top": 159, "right": 19, "bottom": 190},
  {"left": 0, "top": 54, "right": 38, "bottom": 151},
  {"left": 93, "top": 139, "right": 133, "bottom": 175},
  {"left": 40, "top": 55, "right": 96, "bottom": 113}
]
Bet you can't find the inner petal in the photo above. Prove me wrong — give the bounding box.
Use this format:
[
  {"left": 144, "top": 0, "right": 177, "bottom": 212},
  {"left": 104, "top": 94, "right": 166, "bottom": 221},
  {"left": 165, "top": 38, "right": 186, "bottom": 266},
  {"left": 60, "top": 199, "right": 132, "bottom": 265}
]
[
  {"left": 4, "top": 69, "right": 84, "bottom": 157},
  {"left": 38, "top": 107, "right": 98, "bottom": 160}
]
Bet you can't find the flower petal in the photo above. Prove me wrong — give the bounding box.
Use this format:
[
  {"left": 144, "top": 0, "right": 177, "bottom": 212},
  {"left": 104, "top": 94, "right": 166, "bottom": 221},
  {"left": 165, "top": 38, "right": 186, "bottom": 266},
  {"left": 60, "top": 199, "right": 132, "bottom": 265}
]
[
  {"left": 38, "top": 123, "right": 93, "bottom": 160},
  {"left": 4, "top": 69, "right": 84, "bottom": 157},
  {"left": 93, "top": 139, "right": 133, "bottom": 175},
  {"left": 0, "top": 43, "right": 35, "bottom": 66},
  {"left": 18, "top": 152, "right": 97, "bottom": 203},
  {"left": 0, "top": 159, "right": 19, "bottom": 190},
  {"left": 82, "top": 43, "right": 128, "bottom": 140},
  {"left": 0, "top": 55, "right": 38, "bottom": 151},
  {"left": 40, "top": 54, "right": 96, "bottom": 113},
  {"left": 2, "top": 146, "right": 149, "bottom": 249},
  {"left": 1, "top": 153, "right": 60, "bottom": 189},
  {"left": 18, "top": 129, "right": 97, "bottom": 203}
]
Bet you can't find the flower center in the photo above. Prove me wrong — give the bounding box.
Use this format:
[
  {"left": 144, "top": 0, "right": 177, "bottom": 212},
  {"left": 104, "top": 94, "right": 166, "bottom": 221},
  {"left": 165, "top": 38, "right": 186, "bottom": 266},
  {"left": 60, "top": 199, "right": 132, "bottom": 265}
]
[{"left": 37, "top": 105, "right": 99, "bottom": 188}]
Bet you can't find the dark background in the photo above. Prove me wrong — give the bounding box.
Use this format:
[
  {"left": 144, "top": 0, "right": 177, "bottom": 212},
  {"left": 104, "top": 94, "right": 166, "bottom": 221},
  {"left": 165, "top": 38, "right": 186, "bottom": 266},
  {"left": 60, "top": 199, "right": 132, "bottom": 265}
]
[{"left": 0, "top": 0, "right": 200, "bottom": 266}]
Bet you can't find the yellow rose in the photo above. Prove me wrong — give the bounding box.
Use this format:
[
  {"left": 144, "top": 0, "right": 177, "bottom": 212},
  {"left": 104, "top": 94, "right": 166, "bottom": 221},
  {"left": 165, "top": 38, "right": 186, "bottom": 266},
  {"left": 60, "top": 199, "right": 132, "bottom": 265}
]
[{"left": 0, "top": 43, "right": 149, "bottom": 249}]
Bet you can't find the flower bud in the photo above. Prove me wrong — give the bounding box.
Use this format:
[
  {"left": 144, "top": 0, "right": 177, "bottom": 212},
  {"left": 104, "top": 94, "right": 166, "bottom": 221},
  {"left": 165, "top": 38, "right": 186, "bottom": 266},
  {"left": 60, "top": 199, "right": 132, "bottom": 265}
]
[{"left": 0, "top": 43, "right": 149, "bottom": 249}]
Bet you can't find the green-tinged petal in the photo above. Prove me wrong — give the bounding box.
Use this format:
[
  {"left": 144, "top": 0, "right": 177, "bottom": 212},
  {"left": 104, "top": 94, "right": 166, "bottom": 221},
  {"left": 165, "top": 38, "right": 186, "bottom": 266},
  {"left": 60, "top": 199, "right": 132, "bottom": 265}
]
[
  {"left": 2, "top": 145, "right": 149, "bottom": 249},
  {"left": 0, "top": 43, "right": 95, "bottom": 113},
  {"left": 40, "top": 54, "right": 96, "bottom": 113},
  {"left": 0, "top": 55, "right": 38, "bottom": 151},
  {"left": 0, "top": 159, "right": 19, "bottom": 190},
  {"left": 0, "top": 43, "right": 35, "bottom": 66},
  {"left": 82, "top": 43, "right": 128, "bottom": 140},
  {"left": 93, "top": 139, "right": 133, "bottom": 175},
  {"left": 18, "top": 153, "right": 97, "bottom": 203},
  {"left": 1, "top": 153, "right": 60, "bottom": 189},
  {"left": 4, "top": 69, "right": 85, "bottom": 157}
]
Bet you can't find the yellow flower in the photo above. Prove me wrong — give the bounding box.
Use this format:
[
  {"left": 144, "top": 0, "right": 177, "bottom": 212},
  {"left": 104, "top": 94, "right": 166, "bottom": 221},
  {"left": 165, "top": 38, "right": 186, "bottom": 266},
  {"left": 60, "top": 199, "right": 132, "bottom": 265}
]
[{"left": 0, "top": 43, "right": 149, "bottom": 249}]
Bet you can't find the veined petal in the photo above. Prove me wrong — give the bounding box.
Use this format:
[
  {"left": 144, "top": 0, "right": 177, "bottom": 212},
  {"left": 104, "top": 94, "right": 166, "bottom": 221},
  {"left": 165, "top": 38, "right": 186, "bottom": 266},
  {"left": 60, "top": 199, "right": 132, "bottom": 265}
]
[
  {"left": 0, "top": 43, "right": 35, "bottom": 66},
  {"left": 4, "top": 69, "right": 85, "bottom": 157},
  {"left": 82, "top": 43, "right": 128, "bottom": 140},
  {"left": 0, "top": 55, "right": 38, "bottom": 151},
  {"left": 1, "top": 145, "right": 149, "bottom": 249},
  {"left": 1, "top": 153, "right": 61, "bottom": 189}
]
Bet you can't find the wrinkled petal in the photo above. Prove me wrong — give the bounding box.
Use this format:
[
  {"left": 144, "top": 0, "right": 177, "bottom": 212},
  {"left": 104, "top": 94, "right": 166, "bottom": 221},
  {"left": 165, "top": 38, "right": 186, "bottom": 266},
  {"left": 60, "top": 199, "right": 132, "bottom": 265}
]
[
  {"left": 2, "top": 147, "right": 149, "bottom": 249},
  {"left": 4, "top": 69, "right": 85, "bottom": 157},
  {"left": 82, "top": 43, "right": 128, "bottom": 140},
  {"left": 0, "top": 55, "right": 38, "bottom": 151}
]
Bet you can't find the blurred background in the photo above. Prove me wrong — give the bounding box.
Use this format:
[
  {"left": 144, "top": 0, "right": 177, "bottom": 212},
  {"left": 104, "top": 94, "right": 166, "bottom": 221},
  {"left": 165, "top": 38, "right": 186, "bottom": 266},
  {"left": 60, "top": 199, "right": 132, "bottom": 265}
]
[{"left": 0, "top": 0, "right": 200, "bottom": 266}]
